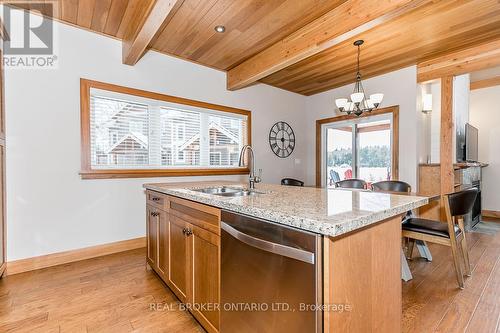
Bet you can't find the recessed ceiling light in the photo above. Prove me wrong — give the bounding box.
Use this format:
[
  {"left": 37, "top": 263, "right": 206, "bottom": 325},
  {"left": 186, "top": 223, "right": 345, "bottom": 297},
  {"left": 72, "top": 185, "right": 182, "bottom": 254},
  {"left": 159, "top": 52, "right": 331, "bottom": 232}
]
[{"left": 214, "top": 25, "right": 226, "bottom": 33}]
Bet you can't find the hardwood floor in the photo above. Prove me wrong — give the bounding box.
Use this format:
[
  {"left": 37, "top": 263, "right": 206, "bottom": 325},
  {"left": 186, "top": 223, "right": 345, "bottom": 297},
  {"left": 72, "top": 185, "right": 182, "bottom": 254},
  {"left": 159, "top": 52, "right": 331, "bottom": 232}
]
[
  {"left": 0, "top": 224, "right": 499, "bottom": 333},
  {"left": 403, "top": 222, "right": 500, "bottom": 333},
  {"left": 0, "top": 248, "right": 204, "bottom": 333}
]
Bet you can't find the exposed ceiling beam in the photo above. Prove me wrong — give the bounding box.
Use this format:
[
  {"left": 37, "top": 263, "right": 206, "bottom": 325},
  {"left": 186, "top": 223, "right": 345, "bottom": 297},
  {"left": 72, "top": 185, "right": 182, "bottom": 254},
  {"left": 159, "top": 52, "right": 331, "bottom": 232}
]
[
  {"left": 417, "top": 39, "right": 500, "bottom": 83},
  {"left": 470, "top": 76, "right": 500, "bottom": 90},
  {"left": 122, "top": 0, "right": 183, "bottom": 66},
  {"left": 226, "top": 0, "right": 431, "bottom": 91}
]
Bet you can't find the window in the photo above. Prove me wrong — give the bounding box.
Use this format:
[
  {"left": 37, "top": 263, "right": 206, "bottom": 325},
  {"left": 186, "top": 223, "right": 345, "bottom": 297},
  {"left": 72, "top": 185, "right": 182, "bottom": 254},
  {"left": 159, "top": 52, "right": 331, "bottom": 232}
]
[
  {"left": 210, "top": 152, "right": 222, "bottom": 166},
  {"left": 317, "top": 107, "right": 399, "bottom": 187},
  {"left": 80, "top": 79, "right": 251, "bottom": 179}
]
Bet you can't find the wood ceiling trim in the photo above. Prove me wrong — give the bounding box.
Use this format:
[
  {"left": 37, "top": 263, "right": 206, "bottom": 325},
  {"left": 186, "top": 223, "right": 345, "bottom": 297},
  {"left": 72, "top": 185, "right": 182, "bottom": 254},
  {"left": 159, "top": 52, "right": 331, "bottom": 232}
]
[
  {"left": 470, "top": 76, "right": 500, "bottom": 90},
  {"left": 261, "top": 0, "right": 500, "bottom": 95},
  {"left": 226, "top": 0, "right": 431, "bottom": 91},
  {"left": 122, "top": 0, "right": 184, "bottom": 65},
  {"left": 417, "top": 39, "right": 500, "bottom": 83}
]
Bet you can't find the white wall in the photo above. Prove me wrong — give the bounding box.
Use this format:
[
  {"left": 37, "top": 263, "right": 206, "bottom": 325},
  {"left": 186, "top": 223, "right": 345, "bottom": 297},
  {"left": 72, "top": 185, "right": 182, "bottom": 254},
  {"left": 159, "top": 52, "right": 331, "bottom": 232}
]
[
  {"left": 303, "top": 66, "right": 421, "bottom": 188},
  {"left": 453, "top": 74, "right": 470, "bottom": 162},
  {"left": 4, "top": 12, "right": 307, "bottom": 260},
  {"left": 422, "top": 75, "right": 470, "bottom": 164},
  {"left": 470, "top": 86, "right": 500, "bottom": 211},
  {"left": 429, "top": 81, "right": 442, "bottom": 162}
]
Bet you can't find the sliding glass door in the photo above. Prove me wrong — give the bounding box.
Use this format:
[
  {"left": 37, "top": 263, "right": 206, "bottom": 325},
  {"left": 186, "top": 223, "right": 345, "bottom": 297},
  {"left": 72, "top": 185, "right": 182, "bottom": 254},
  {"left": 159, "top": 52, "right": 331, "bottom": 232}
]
[
  {"left": 326, "top": 127, "right": 353, "bottom": 186},
  {"left": 324, "top": 114, "right": 393, "bottom": 188}
]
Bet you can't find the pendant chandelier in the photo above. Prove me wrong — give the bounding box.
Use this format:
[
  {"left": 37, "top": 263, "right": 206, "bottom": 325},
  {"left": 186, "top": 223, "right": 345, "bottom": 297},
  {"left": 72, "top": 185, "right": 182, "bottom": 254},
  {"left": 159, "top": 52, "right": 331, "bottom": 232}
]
[{"left": 335, "top": 40, "right": 384, "bottom": 116}]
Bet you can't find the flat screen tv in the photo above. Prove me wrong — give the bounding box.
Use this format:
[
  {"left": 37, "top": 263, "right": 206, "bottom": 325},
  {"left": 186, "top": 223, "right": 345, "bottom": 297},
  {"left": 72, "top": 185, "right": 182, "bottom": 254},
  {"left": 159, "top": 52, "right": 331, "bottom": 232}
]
[{"left": 465, "top": 123, "right": 478, "bottom": 162}]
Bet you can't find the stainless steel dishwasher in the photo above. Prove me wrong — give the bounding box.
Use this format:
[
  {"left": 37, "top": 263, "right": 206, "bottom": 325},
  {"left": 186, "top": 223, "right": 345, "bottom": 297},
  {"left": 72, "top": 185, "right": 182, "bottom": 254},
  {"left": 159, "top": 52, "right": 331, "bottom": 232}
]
[{"left": 221, "top": 210, "right": 322, "bottom": 333}]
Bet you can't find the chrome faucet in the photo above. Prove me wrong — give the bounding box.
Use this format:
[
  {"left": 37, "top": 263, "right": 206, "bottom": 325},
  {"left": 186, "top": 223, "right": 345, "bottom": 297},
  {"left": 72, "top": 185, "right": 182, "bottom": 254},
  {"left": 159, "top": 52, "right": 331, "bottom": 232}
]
[{"left": 238, "top": 145, "right": 262, "bottom": 189}]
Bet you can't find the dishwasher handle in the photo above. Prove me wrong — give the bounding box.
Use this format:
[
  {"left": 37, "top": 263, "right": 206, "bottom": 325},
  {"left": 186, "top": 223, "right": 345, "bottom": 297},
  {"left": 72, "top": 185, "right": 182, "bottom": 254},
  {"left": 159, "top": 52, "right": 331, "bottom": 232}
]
[{"left": 221, "top": 222, "right": 315, "bottom": 264}]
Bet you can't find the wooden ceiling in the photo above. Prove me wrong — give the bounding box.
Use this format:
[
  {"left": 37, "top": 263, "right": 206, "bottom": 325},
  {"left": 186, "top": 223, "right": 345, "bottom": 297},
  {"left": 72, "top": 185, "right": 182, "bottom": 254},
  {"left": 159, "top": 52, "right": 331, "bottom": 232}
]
[
  {"left": 261, "top": 0, "right": 500, "bottom": 95},
  {"left": 11, "top": 0, "right": 156, "bottom": 41},
  {"left": 8, "top": 0, "right": 500, "bottom": 96}
]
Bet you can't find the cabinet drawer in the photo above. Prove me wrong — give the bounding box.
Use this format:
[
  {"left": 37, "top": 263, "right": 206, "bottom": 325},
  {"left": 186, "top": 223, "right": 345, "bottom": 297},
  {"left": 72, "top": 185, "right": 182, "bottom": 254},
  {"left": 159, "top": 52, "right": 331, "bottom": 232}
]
[
  {"left": 146, "top": 190, "right": 168, "bottom": 210},
  {"left": 169, "top": 196, "right": 220, "bottom": 235}
]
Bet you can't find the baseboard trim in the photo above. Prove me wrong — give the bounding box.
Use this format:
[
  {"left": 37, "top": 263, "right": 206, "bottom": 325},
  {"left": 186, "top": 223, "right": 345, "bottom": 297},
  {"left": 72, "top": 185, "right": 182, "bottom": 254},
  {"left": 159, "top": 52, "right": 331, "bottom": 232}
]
[
  {"left": 482, "top": 210, "right": 500, "bottom": 219},
  {"left": 5, "top": 237, "right": 146, "bottom": 276}
]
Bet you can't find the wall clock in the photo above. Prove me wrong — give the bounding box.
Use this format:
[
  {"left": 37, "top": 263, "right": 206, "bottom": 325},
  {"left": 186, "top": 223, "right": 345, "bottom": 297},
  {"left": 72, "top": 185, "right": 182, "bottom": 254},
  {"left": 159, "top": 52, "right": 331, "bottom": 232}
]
[{"left": 269, "top": 121, "right": 295, "bottom": 158}]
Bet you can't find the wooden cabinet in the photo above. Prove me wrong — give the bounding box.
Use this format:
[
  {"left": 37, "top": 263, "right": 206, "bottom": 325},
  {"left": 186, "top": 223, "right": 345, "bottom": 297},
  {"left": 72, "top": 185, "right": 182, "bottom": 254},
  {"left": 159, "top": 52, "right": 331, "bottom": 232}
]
[
  {"left": 168, "top": 215, "right": 189, "bottom": 302},
  {"left": 157, "top": 209, "right": 169, "bottom": 277},
  {"left": 146, "top": 205, "right": 158, "bottom": 267},
  {"left": 190, "top": 223, "right": 220, "bottom": 332},
  {"left": 147, "top": 203, "right": 169, "bottom": 278},
  {"left": 145, "top": 190, "right": 220, "bottom": 333}
]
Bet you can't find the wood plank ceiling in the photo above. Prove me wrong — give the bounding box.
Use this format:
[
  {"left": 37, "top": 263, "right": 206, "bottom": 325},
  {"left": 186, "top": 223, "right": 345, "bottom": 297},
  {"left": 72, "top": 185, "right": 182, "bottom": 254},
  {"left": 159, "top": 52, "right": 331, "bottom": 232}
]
[
  {"left": 262, "top": 0, "right": 500, "bottom": 95},
  {"left": 9, "top": 0, "right": 500, "bottom": 96}
]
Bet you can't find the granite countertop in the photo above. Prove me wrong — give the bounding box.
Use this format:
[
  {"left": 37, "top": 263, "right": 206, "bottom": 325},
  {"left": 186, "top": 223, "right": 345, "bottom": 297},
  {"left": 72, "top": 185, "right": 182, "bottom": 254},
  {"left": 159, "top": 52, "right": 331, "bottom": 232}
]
[{"left": 144, "top": 181, "right": 429, "bottom": 238}]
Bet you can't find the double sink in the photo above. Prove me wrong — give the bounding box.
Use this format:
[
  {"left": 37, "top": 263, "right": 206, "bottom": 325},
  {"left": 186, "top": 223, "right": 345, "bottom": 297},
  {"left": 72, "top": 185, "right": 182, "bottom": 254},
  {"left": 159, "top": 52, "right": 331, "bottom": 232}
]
[{"left": 192, "top": 186, "right": 263, "bottom": 197}]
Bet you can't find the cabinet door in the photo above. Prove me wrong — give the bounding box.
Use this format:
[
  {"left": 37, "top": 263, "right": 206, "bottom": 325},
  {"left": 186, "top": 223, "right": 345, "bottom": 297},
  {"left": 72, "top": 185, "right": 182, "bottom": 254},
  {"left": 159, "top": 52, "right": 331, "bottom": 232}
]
[
  {"left": 190, "top": 223, "right": 220, "bottom": 332},
  {"left": 157, "top": 208, "right": 169, "bottom": 277},
  {"left": 146, "top": 205, "right": 158, "bottom": 268},
  {"left": 169, "top": 215, "right": 189, "bottom": 302}
]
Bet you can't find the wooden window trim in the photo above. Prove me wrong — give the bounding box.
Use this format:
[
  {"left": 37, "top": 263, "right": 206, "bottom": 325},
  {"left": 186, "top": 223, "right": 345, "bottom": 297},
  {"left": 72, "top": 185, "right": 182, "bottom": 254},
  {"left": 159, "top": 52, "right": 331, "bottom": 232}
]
[
  {"left": 315, "top": 106, "right": 399, "bottom": 187},
  {"left": 80, "top": 79, "right": 251, "bottom": 179}
]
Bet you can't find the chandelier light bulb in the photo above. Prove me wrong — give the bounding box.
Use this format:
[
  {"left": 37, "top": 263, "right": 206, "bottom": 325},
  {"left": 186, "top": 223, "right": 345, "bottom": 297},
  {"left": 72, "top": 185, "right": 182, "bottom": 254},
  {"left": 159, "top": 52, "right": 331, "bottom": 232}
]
[
  {"left": 366, "top": 98, "right": 375, "bottom": 109},
  {"left": 350, "top": 92, "right": 364, "bottom": 104},
  {"left": 370, "top": 93, "right": 384, "bottom": 106},
  {"left": 335, "top": 98, "right": 348, "bottom": 109},
  {"left": 346, "top": 102, "right": 354, "bottom": 111}
]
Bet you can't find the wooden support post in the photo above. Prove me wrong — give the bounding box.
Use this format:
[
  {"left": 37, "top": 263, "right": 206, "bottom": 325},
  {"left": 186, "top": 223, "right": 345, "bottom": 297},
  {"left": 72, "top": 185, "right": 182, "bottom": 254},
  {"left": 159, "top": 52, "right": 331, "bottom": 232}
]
[{"left": 440, "top": 76, "right": 454, "bottom": 219}]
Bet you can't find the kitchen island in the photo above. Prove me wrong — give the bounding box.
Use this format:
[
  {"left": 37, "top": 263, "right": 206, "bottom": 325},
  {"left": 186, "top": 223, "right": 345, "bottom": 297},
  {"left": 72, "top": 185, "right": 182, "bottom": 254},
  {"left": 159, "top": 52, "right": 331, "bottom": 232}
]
[{"left": 143, "top": 182, "right": 428, "bottom": 333}]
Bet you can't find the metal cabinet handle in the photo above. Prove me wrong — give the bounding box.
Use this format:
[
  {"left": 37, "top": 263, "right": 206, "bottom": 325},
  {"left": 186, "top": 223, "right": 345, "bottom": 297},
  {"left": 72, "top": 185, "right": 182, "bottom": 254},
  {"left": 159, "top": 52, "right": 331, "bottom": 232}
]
[
  {"left": 151, "top": 197, "right": 161, "bottom": 202},
  {"left": 182, "top": 228, "right": 193, "bottom": 236},
  {"left": 151, "top": 212, "right": 159, "bottom": 217}
]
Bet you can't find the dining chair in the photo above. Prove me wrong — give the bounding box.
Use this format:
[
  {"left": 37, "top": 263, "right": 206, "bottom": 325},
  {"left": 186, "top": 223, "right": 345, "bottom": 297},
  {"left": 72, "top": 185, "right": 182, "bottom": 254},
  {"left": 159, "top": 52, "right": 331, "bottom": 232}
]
[
  {"left": 335, "top": 179, "right": 367, "bottom": 189},
  {"left": 281, "top": 178, "right": 304, "bottom": 187},
  {"left": 402, "top": 188, "right": 478, "bottom": 289}
]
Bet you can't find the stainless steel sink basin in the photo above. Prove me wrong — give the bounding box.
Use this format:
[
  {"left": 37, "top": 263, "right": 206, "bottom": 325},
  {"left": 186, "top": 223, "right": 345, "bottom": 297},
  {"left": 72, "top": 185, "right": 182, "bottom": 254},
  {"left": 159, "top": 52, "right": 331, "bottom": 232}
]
[
  {"left": 214, "top": 190, "right": 262, "bottom": 197},
  {"left": 192, "top": 187, "right": 241, "bottom": 195},
  {"left": 192, "top": 187, "right": 263, "bottom": 197}
]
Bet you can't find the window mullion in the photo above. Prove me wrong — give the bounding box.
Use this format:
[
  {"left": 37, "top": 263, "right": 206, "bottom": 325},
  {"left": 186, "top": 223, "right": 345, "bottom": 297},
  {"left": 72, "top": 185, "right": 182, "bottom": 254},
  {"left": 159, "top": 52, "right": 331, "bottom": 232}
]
[
  {"left": 148, "top": 103, "right": 162, "bottom": 167},
  {"left": 200, "top": 113, "right": 209, "bottom": 167}
]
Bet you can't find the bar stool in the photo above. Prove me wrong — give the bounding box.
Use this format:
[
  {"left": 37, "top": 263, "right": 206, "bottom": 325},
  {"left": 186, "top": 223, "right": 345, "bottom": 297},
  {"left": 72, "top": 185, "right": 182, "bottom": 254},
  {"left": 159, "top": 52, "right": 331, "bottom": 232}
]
[
  {"left": 281, "top": 178, "right": 304, "bottom": 187},
  {"left": 371, "top": 180, "right": 411, "bottom": 193},
  {"left": 402, "top": 188, "right": 478, "bottom": 289},
  {"left": 335, "top": 179, "right": 367, "bottom": 189}
]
